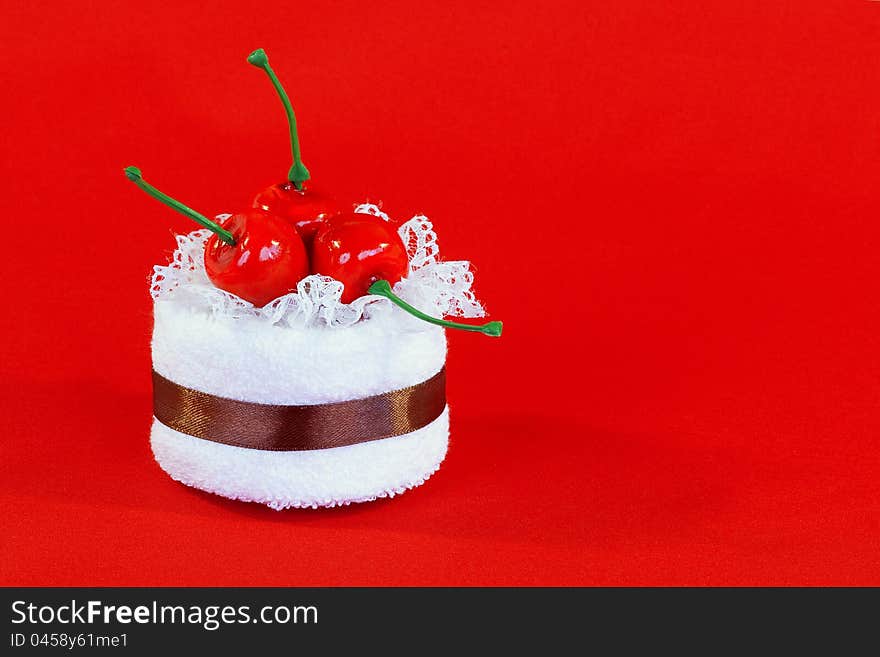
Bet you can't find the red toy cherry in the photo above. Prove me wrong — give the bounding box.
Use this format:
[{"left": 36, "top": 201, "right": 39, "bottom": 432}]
[
  {"left": 253, "top": 181, "right": 343, "bottom": 245},
  {"left": 124, "top": 167, "right": 308, "bottom": 307},
  {"left": 311, "top": 212, "right": 409, "bottom": 304},
  {"left": 203, "top": 210, "right": 309, "bottom": 307},
  {"left": 248, "top": 48, "right": 343, "bottom": 244},
  {"left": 311, "top": 210, "right": 503, "bottom": 336}
]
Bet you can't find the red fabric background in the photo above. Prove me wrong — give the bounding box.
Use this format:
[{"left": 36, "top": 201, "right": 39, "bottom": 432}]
[{"left": 2, "top": 1, "right": 879, "bottom": 586}]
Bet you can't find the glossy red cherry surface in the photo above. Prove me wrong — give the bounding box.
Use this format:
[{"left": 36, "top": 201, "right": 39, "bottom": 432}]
[
  {"left": 310, "top": 211, "right": 409, "bottom": 304},
  {"left": 253, "top": 182, "right": 343, "bottom": 246},
  {"left": 204, "top": 209, "right": 309, "bottom": 307}
]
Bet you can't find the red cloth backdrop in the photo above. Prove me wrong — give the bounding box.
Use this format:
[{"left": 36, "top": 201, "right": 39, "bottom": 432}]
[{"left": 1, "top": 1, "right": 879, "bottom": 585}]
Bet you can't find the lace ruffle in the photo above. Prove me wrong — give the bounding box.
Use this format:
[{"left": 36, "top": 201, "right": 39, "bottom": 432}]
[{"left": 150, "top": 204, "right": 486, "bottom": 327}]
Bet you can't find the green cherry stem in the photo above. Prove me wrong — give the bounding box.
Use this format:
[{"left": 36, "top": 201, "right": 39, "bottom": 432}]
[
  {"left": 368, "top": 280, "right": 503, "bottom": 337},
  {"left": 123, "top": 166, "right": 236, "bottom": 245},
  {"left": 247, "top": 48, "right": 310, "bottom": 190}
]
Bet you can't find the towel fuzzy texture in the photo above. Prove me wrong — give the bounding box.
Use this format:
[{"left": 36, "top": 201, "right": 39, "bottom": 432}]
[
  {"left": 151, "top": 286, "right": 449, "bottom": 507},
  {"left": 151, "top": 408, "right": 449, "bottom": 509},
  {"left": 152, "top": 298, "right": 447, "bottom": 405}
]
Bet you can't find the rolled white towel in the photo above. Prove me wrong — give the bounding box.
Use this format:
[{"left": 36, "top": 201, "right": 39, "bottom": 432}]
[{"left": 150, "top": 297, "right": 450, "bottom": 509}]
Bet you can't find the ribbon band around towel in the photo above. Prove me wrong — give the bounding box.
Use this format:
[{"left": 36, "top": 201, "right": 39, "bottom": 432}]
[{"left": 152, "top": 368, "right": 446, "bottom": 451}]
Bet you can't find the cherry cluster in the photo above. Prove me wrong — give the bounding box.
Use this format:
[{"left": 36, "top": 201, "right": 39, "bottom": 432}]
[{"left": 126, "top": 49, "right": 501, "bottom": 337}]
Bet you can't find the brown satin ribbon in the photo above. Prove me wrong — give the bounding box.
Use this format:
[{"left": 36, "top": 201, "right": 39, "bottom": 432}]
[{"left": 152, "top": 368, "right": 446, "bottom": 451}]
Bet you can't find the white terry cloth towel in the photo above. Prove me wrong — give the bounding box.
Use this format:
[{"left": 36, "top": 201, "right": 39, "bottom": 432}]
[{"left": 150, "top": 297, "right": 450, "bottom": 509}]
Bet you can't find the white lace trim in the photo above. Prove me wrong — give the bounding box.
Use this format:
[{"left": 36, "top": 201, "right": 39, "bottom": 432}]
[{"left": 150, "top": 204, "right": 486, "bottom": 328}]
